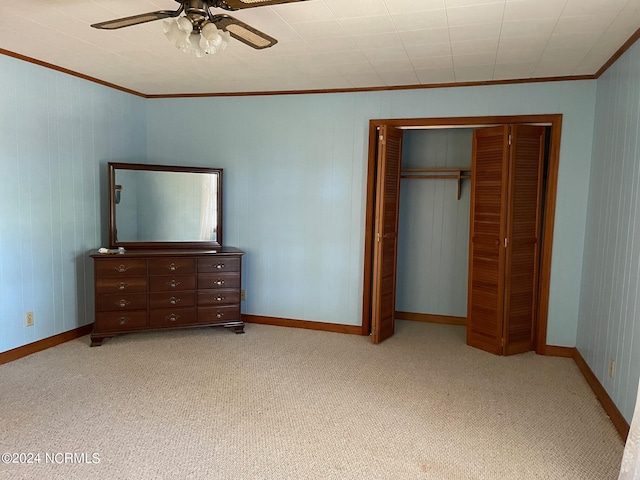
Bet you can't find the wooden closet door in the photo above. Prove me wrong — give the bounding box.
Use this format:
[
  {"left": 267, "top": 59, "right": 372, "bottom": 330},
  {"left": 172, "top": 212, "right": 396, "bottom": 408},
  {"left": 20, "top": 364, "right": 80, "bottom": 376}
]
[
  {"left": 467, "top": 126, "right": 510, "bottom": 354},
  {"left": 371, "top": 125, "right": 403, "bottom": 344},
  {"left": 503, "top": 125, "right": 545, "bottom": 355}
]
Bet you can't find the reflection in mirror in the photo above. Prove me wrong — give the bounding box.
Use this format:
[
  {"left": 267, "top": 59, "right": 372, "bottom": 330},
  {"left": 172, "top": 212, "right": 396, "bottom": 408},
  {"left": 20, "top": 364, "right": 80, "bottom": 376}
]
[{"left": 109, "top": 163, "right": 222, "bottom": 248}]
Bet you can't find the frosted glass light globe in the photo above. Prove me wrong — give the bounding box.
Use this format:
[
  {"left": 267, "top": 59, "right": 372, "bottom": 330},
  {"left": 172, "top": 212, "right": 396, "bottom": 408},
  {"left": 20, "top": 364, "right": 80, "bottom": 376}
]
[
  {"left": 177, "top": 16, "right": 193, "bottom": 33},
  {"left": 201, "top": 22, "right": 219, "bottom": 41}
]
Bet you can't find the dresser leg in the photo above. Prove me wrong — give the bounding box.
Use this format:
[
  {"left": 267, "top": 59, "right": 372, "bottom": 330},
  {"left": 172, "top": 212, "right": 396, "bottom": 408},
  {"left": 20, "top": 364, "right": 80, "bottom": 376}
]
[{"left": 90, "top": 336, "right": 106, "bottom": 347}]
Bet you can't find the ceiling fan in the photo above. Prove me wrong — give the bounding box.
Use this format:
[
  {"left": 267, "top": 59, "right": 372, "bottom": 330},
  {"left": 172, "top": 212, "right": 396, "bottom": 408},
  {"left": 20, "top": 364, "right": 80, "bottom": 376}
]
[{"left": 91, "top": 0, "right": 310, "bottom": 51}]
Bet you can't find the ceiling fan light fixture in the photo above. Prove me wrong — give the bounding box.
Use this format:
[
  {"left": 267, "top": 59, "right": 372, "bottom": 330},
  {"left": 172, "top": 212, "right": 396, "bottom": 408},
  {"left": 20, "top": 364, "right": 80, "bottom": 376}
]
[
  {"left": 201, "top": 22, "right": 220, "bottom": 42},
  {"left": 187, "top": 32, "right": 206, "bottom": 57},
  {"left": 163, "top": 17, "right": 229, "bottom": 56},
  {"left": 177, "top": 16, "right": 194, "bottom": 32},
  {"left": 201, "top": 22, "right": 230, "bottom": 54},
  {"left": 163, "top": 18, "right": 191, "bottom": 49}
]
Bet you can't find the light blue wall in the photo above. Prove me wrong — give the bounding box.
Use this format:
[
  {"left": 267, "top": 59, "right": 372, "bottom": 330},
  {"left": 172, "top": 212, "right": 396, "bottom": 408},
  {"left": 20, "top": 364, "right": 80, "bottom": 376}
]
[
  {"left": 577, "top": 40, "right": 640, "bottom": 423},
  {"left": 396, "top": 129, "right": 473, "bottom": 318},
  {"left": 146, "top": 80, "right": 598, "bottom": 345},
  {"left": 0, "top": 55, "right": 146, "bottom": 353}
]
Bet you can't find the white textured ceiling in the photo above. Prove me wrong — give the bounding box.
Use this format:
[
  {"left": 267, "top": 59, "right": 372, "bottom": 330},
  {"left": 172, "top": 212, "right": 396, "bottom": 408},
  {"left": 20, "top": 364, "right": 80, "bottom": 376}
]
[{"left": 0, "top": 0, "right": 639, "bottom": 96}]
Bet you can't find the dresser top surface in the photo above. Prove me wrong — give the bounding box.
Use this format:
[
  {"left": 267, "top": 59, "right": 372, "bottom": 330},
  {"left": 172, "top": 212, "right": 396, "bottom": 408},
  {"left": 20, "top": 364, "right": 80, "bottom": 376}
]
[{"left": 90, "top": 246, "right": 244, "bottom": 258}]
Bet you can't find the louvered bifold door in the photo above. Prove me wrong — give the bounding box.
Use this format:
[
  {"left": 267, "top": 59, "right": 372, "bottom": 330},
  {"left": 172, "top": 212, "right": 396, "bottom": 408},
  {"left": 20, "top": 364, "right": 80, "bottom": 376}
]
[
  {"left": 371, "top": 125, "right": 403, "bottom": 344},
  {"left": 467, "top": 126, "right": 510, "bottom": 354},
  {"left": 502, "top": 125, "right": 545, "bottom": 355}
]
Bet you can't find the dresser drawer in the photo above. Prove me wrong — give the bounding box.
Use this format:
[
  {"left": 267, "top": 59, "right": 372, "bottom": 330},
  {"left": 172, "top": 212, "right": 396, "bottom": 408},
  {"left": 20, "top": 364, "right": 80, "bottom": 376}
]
[
  {"left": 150, "top": 292, "right": 195, "bottom": 309},
  {"left": 94, "top": 311, "right": 147, "bottom": 332},
  {"left": 197, "top": 257, "right": 240, "bottom": 273},
  {"left": 197, "top": 305, "right": 241, "bottom": 324},
  {"left": 198, "top": 289, "right": 240, "bottom": 306},
  {"left": 148, "top": 258, "right": 196, "bottom": 275},
  {"left": 96, "top": 277, "right": 147, "bottom": 294},
  {"left": 149, "top": 275, "right": 196, "bottom": 292},
  {"left": 96, "top": 293, "right": 147, "bottom": 312},
  {"left": 95, "top": 259, "right": 147, "bottom": 277},
  {"left": 197, "top": 273, "right": 240, "bottom": 290},
  {"left": 150, "top": 308, "right": 196, "bottom": 327}
]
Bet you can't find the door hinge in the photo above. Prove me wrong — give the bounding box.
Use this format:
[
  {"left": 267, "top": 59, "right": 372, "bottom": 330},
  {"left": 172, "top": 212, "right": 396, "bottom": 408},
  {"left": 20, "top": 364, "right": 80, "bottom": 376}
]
[
  {"left": 508, "top": 134, "right": 512, "bottom": 145},
  {"left": 504, "top": 237, "right": 508, "bottom": 248},
  {"left": 501, "top": 337, "right": 505, "bottom": 347},
  {"left": 376, "top": 232, "right": 381, "bottom": 243}
]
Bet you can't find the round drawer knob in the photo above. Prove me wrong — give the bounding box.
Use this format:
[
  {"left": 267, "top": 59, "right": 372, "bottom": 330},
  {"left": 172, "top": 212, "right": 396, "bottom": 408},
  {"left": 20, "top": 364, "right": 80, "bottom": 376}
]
[{"left": 216, "top": 312, "right": 224, "bottom": 319}]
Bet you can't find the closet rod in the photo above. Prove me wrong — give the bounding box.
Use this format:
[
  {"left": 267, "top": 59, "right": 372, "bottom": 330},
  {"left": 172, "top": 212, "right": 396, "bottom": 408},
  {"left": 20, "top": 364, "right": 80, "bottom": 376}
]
[
  {"left": 402, "top": 168, "right": 471, "bottom": 173},
  {"left": 401, "top": 175, "right": 471, "bottom": 179}
]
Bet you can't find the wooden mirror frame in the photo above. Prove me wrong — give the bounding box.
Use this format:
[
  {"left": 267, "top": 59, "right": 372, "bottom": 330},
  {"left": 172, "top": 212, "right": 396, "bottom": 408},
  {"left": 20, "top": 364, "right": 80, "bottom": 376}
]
[{"left": 108, "top": 162, "right": 223, "bottom": 249}]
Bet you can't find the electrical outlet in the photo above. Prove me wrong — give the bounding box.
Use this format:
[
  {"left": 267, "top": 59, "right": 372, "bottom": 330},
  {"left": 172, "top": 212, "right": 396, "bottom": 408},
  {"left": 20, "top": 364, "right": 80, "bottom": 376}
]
[
  {"left": 241, "top": 290, "right": 246, "bottom": 301},
  {"left": 609, "top": 359, "right": 615, "bottom": 378},
  {"left": 25, "top": 311, "right": 34, "bottom": 327}
]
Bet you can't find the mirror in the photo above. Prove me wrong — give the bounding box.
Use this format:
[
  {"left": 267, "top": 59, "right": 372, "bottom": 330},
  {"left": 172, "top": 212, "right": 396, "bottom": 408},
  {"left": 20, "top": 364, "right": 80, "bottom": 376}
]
[{"left": 109, "top": 162, "right": 222, "bottom": 249}]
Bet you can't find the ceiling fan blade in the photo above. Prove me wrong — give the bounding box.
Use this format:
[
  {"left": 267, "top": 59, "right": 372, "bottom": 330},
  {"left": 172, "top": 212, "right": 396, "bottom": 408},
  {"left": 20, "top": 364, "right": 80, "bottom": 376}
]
[
  {"left": 91, "top": 9, "right": 182, "bottom": 30},
  {"left": 217, "top": 0, "right": 310, "bottom": 10},
  {"left": 210, "top": 15, "right": 277, "bottom": 49}
]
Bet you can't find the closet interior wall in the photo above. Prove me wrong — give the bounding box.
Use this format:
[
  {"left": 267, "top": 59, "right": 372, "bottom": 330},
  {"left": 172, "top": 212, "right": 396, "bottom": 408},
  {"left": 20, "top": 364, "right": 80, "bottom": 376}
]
[{"left": 396, "top": 128, "right": 473, "bottom": 321}]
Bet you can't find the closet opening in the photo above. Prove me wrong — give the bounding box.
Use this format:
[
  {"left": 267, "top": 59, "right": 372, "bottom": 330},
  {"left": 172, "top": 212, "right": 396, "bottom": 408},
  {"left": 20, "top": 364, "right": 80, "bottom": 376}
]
[{"left": 362, "top": 115, "right": 562, "bottom": 356}]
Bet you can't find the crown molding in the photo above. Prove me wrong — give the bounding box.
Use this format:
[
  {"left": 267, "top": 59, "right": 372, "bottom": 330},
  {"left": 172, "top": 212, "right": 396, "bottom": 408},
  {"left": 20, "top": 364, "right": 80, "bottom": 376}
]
[
  {"left": 0, "top": 48, "right": 146, "bottom": 98},
  {"left": 144, "top": 74, "right": 596, "bottom": 98},
  {"left": 595, "top": 27, "right": 640, "bottom": 78}
]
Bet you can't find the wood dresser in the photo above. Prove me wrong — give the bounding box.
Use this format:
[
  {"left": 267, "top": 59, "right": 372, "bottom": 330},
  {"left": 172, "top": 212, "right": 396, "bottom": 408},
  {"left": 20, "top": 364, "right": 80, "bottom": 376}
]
[{"left": 89, "top": 247, "right": 244, "bottom": 346}]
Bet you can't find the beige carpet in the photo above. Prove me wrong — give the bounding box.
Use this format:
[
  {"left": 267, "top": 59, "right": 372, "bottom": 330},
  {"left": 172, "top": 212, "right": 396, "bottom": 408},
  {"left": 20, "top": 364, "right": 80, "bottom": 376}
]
[{"left": 0, "top": 320, "right": 624, "bottom": 479}]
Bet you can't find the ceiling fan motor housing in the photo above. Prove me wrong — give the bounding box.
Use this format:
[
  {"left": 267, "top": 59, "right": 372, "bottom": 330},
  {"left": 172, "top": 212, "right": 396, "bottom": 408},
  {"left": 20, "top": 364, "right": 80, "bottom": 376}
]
[{"left": 185, "top": 0, "right": 211, "bottom": 30}]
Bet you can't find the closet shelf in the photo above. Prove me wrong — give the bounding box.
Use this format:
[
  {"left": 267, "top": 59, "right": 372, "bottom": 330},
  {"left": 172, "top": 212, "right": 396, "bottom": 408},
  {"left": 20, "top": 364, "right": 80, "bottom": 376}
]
[{"left": 401, "top": 168, "right": 472, "bottom": 200}]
